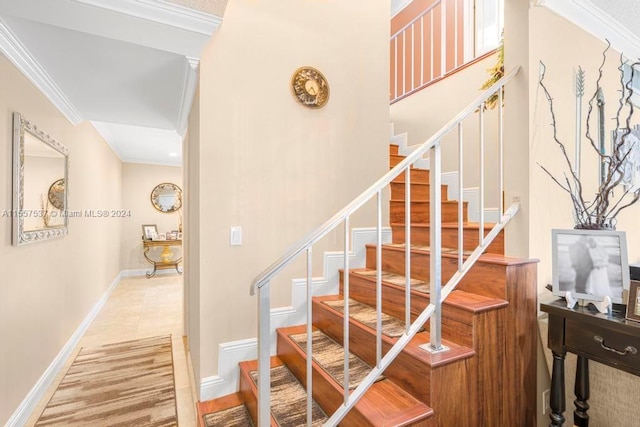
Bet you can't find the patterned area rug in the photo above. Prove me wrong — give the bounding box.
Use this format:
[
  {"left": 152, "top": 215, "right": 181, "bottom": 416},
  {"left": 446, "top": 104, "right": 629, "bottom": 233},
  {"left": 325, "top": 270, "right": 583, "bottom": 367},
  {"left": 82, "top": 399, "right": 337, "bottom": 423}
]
[
  {"left": 289, "top": 330, "right": 382, "bottom": 390},
  {"left": 249, "top": 365, "right": 327, "bottom": 426},
  {"left": 322, "top": 298, "right": 411, "bottom": 338},
  {"left": 35, "top": 335, "right": 177, "bottom": 426},
  {"left": 358, "top": 269, "right": 430, "bottom": 293},
  {"left": 203, "top": 404, "right": 254, "bottom": 427}
]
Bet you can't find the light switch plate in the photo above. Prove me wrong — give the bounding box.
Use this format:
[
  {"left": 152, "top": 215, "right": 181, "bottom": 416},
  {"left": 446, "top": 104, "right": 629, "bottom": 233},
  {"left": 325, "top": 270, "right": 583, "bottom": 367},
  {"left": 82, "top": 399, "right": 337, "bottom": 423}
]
[{"left": 230, "top": 226, "right": 242, "bottom": 246}]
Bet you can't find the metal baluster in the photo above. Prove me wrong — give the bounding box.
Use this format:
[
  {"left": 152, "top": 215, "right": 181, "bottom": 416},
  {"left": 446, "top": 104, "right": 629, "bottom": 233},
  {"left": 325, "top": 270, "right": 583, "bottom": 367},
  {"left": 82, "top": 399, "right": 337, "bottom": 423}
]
[
  {"left": 429, "top": 142, "right": 443, "bottom": 351},
  {"left": 420, "top": 16, "right": 424, "bottom": 86},
  {"left": 457, "top": 123, "right": 464, "bottom": 271},
  {"left": 306, "top": 248, "right": 313, "bottom": 426},
  {"left": 394, "top": 37, "right": 398, "bottom": 100},
  {"left": 479, "top": 103, "right": 485, "bottom": 245},
  {"left": 343, "top": 217, "right": 350, "bottom": 404},
  {"left": 430, "top": 11, "right": 434, "bottom": 81},
  {"left": 257, "top": 283, "right": 271, "bottom": 427},
  {"left": 498, "top": 88, "right": 504, "bottom": 217},
  {"left": 411, "top": 23, "right": 415, "bottom": 91},
  {"left": 454, "top": 0, "right": 458, "bottom": 68},
  {"left": 441, "top": 0, "right": 447, "bottom": 77},
  {"left": 405, "top": 167, "right": 411, "bottom": 333},
  {"left": 402, "top": 33, "right": 406, "bottom": 96},
  {"left": 376, "top": 190, "right": 383, "bottom": 366}
]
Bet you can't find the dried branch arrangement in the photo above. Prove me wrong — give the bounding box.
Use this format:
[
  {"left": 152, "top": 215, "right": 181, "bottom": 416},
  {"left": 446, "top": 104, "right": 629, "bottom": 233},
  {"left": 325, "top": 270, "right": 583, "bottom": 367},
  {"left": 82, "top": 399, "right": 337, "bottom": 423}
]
[{"left": 538, "top": 43, "right": 640, "bottom": 229}]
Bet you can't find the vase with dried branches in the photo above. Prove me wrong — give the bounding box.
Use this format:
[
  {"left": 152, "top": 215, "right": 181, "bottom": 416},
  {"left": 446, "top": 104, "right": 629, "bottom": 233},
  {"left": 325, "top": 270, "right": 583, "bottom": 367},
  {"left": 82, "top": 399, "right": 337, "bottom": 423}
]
[{"left": 538, "top": 43, "right": 640, "bottom": 230}]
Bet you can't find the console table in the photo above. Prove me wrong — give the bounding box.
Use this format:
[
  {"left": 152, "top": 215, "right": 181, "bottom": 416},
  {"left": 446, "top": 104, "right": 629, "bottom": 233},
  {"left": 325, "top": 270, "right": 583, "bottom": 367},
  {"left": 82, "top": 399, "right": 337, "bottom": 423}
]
[
  {"left": 142, "top": 239, "right": 182, "bottom": 278},
  {"left": 541, "top": 299, "right": 640, "bottom": 426}
]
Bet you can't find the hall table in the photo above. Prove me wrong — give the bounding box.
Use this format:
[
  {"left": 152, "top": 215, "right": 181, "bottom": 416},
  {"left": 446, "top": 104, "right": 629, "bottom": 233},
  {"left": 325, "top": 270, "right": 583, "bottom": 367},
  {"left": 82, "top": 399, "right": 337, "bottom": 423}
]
[
  {"left": 541, "top": 299, "right": 640, "bottom": 427},
  {"left": 142, "top": 239, "right": 182, "bottom": 278}
]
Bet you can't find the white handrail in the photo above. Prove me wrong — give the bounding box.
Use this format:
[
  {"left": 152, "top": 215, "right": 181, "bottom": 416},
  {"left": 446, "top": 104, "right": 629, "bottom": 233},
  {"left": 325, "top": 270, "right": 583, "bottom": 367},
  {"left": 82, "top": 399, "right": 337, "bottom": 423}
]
[
  {"left": 249, "top": 66, "right": 520, "bottom": 296},
  {"left": 251, "top": 66, "right": 521, "bottom": 427}
]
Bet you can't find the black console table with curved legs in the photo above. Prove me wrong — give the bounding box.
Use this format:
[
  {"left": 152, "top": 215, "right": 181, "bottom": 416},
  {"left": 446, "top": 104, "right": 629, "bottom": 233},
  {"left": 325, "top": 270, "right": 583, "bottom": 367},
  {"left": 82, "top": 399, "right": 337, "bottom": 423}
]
[{"left": 541, "top": 299, "right": 640, "bottom": 427}]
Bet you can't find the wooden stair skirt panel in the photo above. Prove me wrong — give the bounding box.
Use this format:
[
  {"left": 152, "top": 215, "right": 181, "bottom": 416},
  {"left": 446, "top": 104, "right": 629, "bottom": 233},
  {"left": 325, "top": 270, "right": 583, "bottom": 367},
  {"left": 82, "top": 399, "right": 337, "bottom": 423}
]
[
  {"left": 390, "top": 200, "right": 468, "bottom": 223},
  {"left": 390, "top": 222, "right": 505, "bottom": 254},
  {"left": 390, "top": 182, "right": 448, "bottom": 201},
  {"left": 277, "top": 325, "right": 435, "bottom": 427}
]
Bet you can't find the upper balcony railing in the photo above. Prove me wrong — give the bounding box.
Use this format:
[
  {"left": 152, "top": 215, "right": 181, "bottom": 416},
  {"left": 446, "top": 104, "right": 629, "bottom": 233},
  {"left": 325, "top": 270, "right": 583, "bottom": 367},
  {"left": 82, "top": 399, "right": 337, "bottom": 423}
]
[{"left": 390, "top": 0, "right": 503, "bottom": 103}]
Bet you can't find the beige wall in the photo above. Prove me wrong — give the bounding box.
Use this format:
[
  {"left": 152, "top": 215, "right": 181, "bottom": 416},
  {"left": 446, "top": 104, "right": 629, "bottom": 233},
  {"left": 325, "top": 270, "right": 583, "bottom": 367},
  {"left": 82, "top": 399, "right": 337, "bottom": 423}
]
[
  {"left": 188, "top": 0, "right": 390, "bottom": 389},
  {"left": 0, "top": 54, "right": 123, "bottom": 424},
  {"left": 530, "top": 7, "right": 640, "bottom": 426},
  {"left": 120, "top": 163, "right": 183, "bottom": 270}
]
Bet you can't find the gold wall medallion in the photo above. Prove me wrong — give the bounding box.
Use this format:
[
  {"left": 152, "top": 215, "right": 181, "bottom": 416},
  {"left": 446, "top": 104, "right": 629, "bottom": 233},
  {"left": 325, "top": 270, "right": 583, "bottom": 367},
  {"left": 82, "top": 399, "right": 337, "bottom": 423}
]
[{"left": 291, "top": 66, "right": 330, "bottom": 109}]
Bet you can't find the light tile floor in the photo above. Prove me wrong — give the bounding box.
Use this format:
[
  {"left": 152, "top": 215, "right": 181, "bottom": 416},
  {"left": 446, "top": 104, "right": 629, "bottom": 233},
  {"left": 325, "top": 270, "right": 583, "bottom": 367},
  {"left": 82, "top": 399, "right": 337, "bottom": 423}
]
[{"left": 26, "top": 274, "right": 196, "bottom": 426}]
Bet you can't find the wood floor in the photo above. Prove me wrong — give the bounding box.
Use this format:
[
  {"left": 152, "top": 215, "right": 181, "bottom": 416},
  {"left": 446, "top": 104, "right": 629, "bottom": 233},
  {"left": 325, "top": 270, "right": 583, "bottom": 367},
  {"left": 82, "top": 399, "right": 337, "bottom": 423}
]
[{"left": 26, "top": 274, "right": 196, "bottom": 426}]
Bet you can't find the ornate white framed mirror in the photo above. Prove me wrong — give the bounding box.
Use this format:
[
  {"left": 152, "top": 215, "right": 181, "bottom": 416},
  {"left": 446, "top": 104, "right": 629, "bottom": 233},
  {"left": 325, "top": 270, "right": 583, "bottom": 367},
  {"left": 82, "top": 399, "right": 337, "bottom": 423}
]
[{"left": 12, "top": 113, "right": 69, "bottom": 245}]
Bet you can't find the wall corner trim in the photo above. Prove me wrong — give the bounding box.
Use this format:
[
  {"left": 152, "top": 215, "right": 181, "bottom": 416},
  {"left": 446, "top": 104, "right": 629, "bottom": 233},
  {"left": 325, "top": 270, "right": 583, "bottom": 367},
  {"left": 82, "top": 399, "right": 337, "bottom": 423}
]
[
  {"left": 5, "top": 272, "right": 123, "bottom": 427},
  {"left": 0, "top": 18, "right": 83, "bottom": 125}
]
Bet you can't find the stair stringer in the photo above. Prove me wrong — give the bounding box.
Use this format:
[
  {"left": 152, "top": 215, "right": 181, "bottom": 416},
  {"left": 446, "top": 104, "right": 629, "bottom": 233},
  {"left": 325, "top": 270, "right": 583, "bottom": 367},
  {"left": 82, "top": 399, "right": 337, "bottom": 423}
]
[{"left": 199, "top": 226, "right": 392, "bottom": 401}]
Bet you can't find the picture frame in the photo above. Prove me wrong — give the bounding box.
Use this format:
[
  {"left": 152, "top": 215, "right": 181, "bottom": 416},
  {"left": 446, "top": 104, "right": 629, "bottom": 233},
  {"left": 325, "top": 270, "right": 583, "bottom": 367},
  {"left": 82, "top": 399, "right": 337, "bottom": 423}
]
[
  {"left": 142, "top": 224, "right": 158, "bottom": 240},
  {"left": 552, "top": 229, "right": 630, "bottom": 304},
  {"left": 626, "top": 281, "right": 640, "bottom": 322}
]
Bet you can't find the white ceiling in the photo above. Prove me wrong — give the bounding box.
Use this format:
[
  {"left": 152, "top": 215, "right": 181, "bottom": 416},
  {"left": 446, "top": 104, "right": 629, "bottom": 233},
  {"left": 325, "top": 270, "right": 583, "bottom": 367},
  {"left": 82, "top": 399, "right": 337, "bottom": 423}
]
[{"left": 0, "top": 0, "right": 223, "bottom": 166}]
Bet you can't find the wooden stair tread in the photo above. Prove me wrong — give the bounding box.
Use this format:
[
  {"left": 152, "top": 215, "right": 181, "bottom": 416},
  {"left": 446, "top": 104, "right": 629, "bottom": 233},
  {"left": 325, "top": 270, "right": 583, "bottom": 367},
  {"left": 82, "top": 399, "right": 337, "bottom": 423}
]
[
  {"left": 278, "top": 325, "right": 434, "bottom": 426},
  {"left": 347, "top": 268, "right": 508, "bottom": 313},
  {"left": 369, "top": 243, "right": 538, "bottom": 266},
  {"left": 313, "top": 294, "right": 476, "bottom": 367}
]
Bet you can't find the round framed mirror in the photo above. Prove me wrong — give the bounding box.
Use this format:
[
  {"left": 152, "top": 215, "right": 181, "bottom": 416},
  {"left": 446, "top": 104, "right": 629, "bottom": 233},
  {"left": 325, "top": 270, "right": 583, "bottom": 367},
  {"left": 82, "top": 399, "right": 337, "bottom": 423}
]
[
  {"left": 48, "top": 178, "right": 65, "bottom": 210},
  {"left": 151, "top": 183, "right": 182, "bottom": 213}
]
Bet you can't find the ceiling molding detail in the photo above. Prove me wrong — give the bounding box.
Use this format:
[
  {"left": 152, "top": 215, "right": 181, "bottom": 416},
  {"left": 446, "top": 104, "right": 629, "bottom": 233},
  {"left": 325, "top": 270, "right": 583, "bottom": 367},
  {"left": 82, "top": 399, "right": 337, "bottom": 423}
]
[
  {"left": 176, "top": 56, "right": 199, "bottom": 137},
  {"left": 0, "top": 18, "right": 83, "bottom": 125},
  {"left": 72, "top": 0, "right": 222, "bottom": 35},
  {"left": 536, "top": 0, "right": 640, "bottom": 60}
]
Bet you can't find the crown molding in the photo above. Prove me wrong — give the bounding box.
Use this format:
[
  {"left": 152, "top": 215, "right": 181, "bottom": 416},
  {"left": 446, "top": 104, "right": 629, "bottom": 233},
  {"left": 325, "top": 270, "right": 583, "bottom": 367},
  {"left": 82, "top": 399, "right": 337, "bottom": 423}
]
[
  {"left": 0, "top": 18, "right": 83, "bottom": 125},
  {"left": 176, "top": 56, "right": 199, "bottom": 137},
  {"left": 536, "top": 0, "right": 640, "bottom": 60},
  {"left": 72, "top": 0, "right": 222, "bottom": 36}
]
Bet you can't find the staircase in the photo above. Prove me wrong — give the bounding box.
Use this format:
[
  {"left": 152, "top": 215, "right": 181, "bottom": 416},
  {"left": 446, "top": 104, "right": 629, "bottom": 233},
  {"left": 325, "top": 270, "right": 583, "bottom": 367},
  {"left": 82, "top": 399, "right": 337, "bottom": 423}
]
[{"left": 197, "top": 137, "right": 538, "bottom": 426}]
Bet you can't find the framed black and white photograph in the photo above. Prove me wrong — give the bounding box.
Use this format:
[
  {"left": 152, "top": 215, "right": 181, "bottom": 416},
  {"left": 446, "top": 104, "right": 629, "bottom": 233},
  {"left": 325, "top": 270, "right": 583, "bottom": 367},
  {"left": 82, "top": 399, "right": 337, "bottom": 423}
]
[
  {"left": 552, "top": 229, "right": 630, "bottom": 304},
  {"left": 626, "top": 281, "right": 640, "bottom": 322},
  {"left": 142, "top": 224, "right": 158, "bottom": 240}
]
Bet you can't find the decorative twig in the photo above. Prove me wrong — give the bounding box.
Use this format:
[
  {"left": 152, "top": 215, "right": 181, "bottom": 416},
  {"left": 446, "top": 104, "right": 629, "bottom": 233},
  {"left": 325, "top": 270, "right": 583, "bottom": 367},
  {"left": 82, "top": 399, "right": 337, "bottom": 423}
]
[{"left": 538, "top": 45, "right": 640, "bottom": 228}]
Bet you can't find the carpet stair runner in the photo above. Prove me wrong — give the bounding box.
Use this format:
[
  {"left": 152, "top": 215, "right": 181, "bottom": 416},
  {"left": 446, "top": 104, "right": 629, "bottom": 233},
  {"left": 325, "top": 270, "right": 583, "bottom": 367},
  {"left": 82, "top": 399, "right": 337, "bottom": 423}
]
[{"left": 198, "top": 143, "right": 537, "bottom": 426}]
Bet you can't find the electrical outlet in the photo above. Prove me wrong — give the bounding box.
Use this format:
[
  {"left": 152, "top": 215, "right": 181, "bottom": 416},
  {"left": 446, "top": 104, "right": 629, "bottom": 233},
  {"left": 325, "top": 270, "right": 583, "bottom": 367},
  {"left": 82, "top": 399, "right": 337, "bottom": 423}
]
[
  {"left": 542, "top": 389, "right": 551, "bottom": 415},
  {"left": 512, "top": 196, "right": 521, "bottom": 203}
]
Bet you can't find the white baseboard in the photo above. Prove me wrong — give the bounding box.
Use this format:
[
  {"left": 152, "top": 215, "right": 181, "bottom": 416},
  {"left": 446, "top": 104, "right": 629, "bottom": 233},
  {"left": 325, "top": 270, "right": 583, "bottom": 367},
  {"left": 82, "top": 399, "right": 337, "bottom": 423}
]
[
  {"left": 390, "top": 131, "right": 430, "bottom": 170},
  {"left": 6, "top": 271, "right": 123, "bottom": 427},
  {"left": 121, "top": 267, "right": 180, "bottom": 278},
  {"left": 199, "top": 226, "right": 392, "bottom": 401}
]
